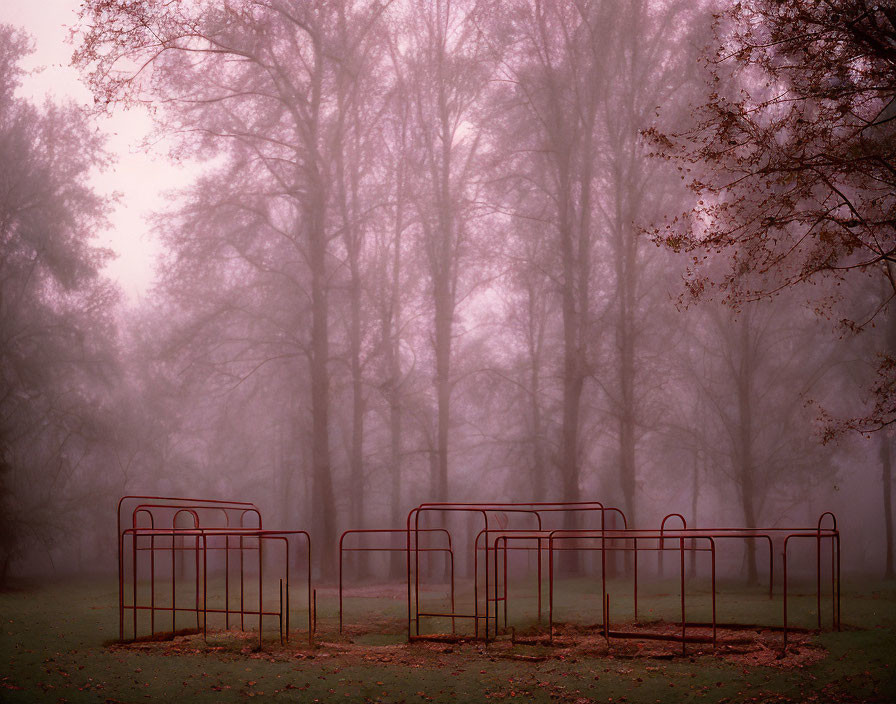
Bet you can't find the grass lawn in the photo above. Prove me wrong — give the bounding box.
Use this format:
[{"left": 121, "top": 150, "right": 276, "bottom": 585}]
[{"left": 2, "top": 575, "right": 895, "bottom": 703}]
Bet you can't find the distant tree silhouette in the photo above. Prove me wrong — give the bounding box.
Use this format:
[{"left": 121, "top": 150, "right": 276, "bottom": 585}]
[{"left": 0, "top": 26, "right": 117, "bottom": 582}]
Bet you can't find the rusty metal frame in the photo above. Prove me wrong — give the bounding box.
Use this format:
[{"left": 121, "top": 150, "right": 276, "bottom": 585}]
[
  {"left": 117, "top": 496, "right": 313, "bottom": 646},
  {"left": 782, "top": 511, "right": 841, "bottom": 648},
  {"left": 396, "top": 502, "right": 839, "bottom": 653},
  {"left": 541, "top": 529, "right": 717, "bottom": 654},
  {"left": 121, "top": 528, "right": 312, "bottom": 646},
  {"left": 480, "top": 514, "right": 839, "bottom": 653},
  {"left": 119, "top": 497, "right": 840, "bottom": 654},
  {"left": 653, "top": 514, "right": 841, "bottom": 640},
  {"left": 117, "top": 495, "right": 262, "bottom": 640},
  {"left": 339, "top": 528, "right": 455, "bottom": 634},
  {"left": 405, "top": 502, "right": 628, "bottom": 639}
]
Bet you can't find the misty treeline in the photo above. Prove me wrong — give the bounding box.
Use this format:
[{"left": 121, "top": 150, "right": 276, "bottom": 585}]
[{"left": 0, "top": 0, "right": 893, "bottom": 583}]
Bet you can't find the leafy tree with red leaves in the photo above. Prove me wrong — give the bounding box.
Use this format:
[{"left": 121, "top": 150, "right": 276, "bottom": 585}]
[{"left": 649, "top": 0, "right": 896, "bottom": 434}]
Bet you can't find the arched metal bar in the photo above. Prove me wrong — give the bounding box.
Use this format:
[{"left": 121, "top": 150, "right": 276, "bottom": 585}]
[
  {"left": 407, "top": 502, "right": 628, "bottom": 641},
  {"left": 412, "top": 506, "right": 544, "bottom": 639},
  {"left": 816, "top": 511, "right": 837, "bottom": 629},
  {"left": 339, "top": 528, "right": 453, "bottom": 634},
  {"left": 120, "top": 527, "right": 312, "bottom": 646},
  {"left": 117, "top": 497, "right": 262, "bottom": 643}
]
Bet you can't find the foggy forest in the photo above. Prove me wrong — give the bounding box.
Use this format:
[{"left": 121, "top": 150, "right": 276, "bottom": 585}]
[
  {"left": 1, "top": 0, "right": 894, "bottom": 593},
  {"left": 4, "top": 1, "right": 896, "bottom": 701}
]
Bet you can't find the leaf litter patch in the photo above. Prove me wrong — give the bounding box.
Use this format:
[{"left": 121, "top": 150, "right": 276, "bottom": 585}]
[{"left": 108, "top": 620, "right": 828, "bottom": 670}]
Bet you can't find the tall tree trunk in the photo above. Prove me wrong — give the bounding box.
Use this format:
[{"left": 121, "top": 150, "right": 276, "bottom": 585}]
[
  {"left": 615, "top": 198, "right": 639, "bottom": 532},
  {"left": 306, "top": 29, "right": 337, "bottom": 578},
  {"left": 616, "top": 223, "right": 638, "bottom": 574},
  {"left": 690, "top": 450, "right": 700, "bottom": 574},
  {"left": 434, "top": 298, "right": 451, "bottom": 504},
  {"left": 348, "top": 257, "right": 367, "bottom": 576},
  {"left": 278, "top": 419, "right": 292, "bottom": 530},
  {"left": 560, "top": 188, "right": 583, "bottom": 569},
  {"left": 883, "top": 285, "right": 896, "bottom": 580},
  {"left": 882, "top": 433, "right": 894, "bottom": 579},
  {"left": 617, "top": 270, "right": 637, "bottom": 532},
  {"left": 529, "top": 325, "right": 546, "bottom": 501},
  {"left": 388, "top": 378, "right": 403, "bottom": 578},
  {"left": 431, "top": 27, "right": 455, "bottom": 509},
  {"left": 736, "top": 313, "right": 759, "bottom": 584},
  {"left": 334, "top": 5, "right": 369, "bottom": 578},
  {"left": 309, "top": 213, "right": 336, "bottom": 577},
  {"left": 427, "top": 431, "right": 440, "bottom": 504},
  {"left": 561, "top": 121, "right": 596, "bottom": 572},
  {"left": 388, "top": 209, "right": 405, "bottom": 579},
  {"left": 740, "top": 468, "right": 759, "bottom": 584},
  {"left": 339, "top": 146, "right": 367, "bottom": 576}
]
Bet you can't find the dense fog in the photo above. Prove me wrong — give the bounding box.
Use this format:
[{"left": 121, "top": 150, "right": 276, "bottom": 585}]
[{"left": 1, "top": 0, "right": 893, "bottom": 585}]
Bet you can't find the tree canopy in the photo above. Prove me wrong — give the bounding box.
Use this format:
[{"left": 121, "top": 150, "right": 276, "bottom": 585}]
[
  {"left": 0, "top": 25, "right": 118, "bottom": 580},
  {"left": 650, "top": 0, "right": 896, "bottom": 433}
]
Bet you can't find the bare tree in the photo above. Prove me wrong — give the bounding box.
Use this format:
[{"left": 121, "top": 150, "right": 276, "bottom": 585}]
[
  {"left": 490, "top": 1, "right": 614, "bottom": 540},
  {"left": 330, "top": 1, "right": 394, "bottom": 565},
  {"left": 686, "top": 300, "right": 835, "bottom": 581},
  {"left": 597, "top": 0, "right": 702, "bottom": 528},
  {"left": 398, "top": 0, "right": 493, "bottom": 502},
  {"left": 76, "top": 0, "right": 391, "bottom": 574}
]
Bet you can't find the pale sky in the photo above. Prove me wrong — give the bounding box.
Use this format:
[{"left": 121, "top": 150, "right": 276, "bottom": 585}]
[{"left": 1, "top": 0, "right": 196, "bottom": 300}]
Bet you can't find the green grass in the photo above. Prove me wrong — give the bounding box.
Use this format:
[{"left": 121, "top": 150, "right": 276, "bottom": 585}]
[{"left": 1, "top": 575, "right": 895, "bottom": 703}]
